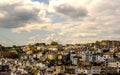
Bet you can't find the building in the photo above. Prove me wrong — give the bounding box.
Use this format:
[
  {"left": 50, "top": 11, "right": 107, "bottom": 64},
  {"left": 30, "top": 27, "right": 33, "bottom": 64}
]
[{"left": 91, "top": 66, "right": 101, "bottom": 74}]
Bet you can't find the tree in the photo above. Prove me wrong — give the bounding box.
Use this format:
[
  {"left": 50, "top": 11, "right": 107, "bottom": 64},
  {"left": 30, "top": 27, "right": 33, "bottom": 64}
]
[
  {"left": 50, "top": 41, "right": 58, "bottom": 45},
  {"left": 12, "top": 45, "right": 17, "bottom": 49},
  {"left": 0, "top": 44, "right": 2, "bottom": 51}
]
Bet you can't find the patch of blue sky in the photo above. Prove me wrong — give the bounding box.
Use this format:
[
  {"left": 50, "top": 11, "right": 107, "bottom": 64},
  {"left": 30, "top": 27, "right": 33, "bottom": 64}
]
[
  {"left": 32, "top": 0, "right": 49, "bottom": 4},
  {"left": 28, "top": 30, "right": 51, "bottom": 38},
  {"left": 52, "top": 15, "right": 67, "bottom": 23},
  {"left": 46, "top": 12, "right": 67, "bottom": 23}
]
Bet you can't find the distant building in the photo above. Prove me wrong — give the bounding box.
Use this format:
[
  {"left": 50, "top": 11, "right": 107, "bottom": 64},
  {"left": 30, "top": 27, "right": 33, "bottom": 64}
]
[{"left": 0, "top": 52, "right": 18, "bottom": 58}]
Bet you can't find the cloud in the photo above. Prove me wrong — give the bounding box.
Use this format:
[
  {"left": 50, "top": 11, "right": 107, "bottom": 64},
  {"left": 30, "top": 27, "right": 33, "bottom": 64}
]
[
  {"left": 48, "top": 0, "right": 88, "bottom": 18},
  {"left": 53, "top": 4, "right": 88, "bottom": 18},
  {"left": 0, "top": 0, "right": 51, "bottom": 28},
  {"left": 7, "top": 0, "right": 120, "bottom": 44},
  {"left": 28, "top": 33, "right": 60, "bottom": 44},
  {"left": 12, "top": 23, "right": 58, "bottom": 33},
  {"left": 12, "top": 23, "right": 48, "bottom": 33}
]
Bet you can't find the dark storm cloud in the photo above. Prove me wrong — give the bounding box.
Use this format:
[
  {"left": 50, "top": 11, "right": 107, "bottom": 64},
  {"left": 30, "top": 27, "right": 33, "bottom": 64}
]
[{"left": 0, "top": 1, "right": 49, "bottom": 28}]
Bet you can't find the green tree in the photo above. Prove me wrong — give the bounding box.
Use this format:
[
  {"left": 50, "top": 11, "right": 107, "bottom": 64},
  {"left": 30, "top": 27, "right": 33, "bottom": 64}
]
[
  {"left": 0, "top": 44, "right": 2, "bottom": 51},
  {"left": 50, "top": 41, "right": 58, "bottom": 45}
]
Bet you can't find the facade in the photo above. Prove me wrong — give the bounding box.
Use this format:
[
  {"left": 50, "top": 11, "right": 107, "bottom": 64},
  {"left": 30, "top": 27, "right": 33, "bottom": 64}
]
[
  {"left": 91, "top": 66, "right": 101, "bottom": 74},
  {"left": 108, "top": 61, "right": 120, "bottom": 68}
]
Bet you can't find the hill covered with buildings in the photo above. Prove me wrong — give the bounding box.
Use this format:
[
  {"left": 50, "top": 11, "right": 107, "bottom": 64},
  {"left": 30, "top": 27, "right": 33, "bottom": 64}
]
[{"left": 0, "top": 40, "right": 120, "bottom": 74}]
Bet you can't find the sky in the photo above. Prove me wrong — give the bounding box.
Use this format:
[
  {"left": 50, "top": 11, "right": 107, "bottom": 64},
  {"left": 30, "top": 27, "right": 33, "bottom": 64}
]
[{"left": 0, "top": 0, "right": 120, "bottom": 46}]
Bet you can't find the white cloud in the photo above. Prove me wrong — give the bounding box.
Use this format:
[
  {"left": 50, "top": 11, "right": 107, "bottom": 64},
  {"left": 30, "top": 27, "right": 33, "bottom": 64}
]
[
  {"left": 12, "top": 22, "right": 65, "bottom": 33},
  {"left": 28, "top": 33, "right": 59, "bottom": 44},
  {"left": 0, "top": 13, "right": 5, "bottom": 19}
]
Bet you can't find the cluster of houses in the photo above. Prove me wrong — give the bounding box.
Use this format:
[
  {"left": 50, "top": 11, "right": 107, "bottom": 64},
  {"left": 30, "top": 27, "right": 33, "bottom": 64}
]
[{"left": 0, "top": 40, "right": 120, "bottom": 75}]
